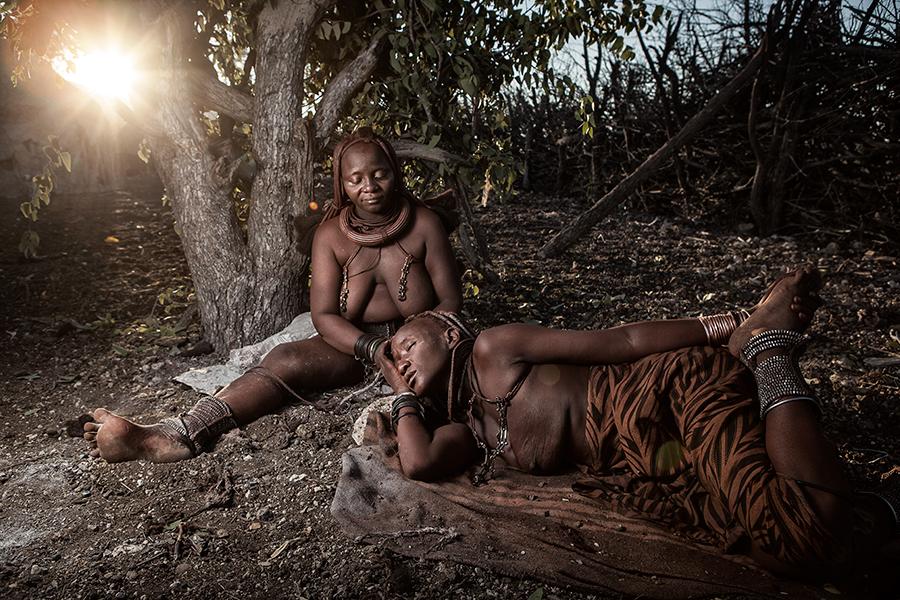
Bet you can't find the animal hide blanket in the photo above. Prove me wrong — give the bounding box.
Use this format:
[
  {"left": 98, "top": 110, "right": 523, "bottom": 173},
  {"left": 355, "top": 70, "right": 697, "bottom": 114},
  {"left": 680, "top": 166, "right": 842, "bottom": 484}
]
[{"left": 331, "top": 414, "right": 820, "bottom": 599}]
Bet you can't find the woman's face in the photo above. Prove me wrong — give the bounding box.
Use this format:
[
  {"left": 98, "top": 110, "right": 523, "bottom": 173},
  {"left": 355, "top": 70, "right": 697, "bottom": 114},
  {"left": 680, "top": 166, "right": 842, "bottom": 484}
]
[
  {"left": 339, "top": 142, "right": 396, "bottom": 218},
  {"left": 390, "top": 318, "right": 456, "bottom": 396}
]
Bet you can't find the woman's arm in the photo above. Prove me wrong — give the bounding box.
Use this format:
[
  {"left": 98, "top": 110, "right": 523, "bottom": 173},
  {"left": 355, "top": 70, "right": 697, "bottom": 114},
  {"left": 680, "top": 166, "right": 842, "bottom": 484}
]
[
  {"left": 309, "top": 223, "right": 364, "bottom": 356},
  {"left": 478, "top": 293, "right": 817, "bottom": 368},
  {"left": 376, "top": 349, "right": 479, "bottom": 481},
  {"left": 478, "top": 319, "right": 711, "bottom": 368},
  {"left": 419, "top": 208, "right": 462, "bottom": 313}
]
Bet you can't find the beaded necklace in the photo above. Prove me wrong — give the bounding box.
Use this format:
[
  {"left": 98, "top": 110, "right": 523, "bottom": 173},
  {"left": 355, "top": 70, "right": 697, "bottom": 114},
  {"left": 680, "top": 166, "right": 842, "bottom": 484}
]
[{"left": 337, "top": 197, "right": 416, "bottom": 313}]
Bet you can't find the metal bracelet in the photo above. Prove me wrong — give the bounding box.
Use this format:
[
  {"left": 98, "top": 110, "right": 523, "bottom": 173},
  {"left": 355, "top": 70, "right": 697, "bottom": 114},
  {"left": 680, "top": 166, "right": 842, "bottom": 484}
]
[
  {"left": 391, "top": 393, "right": 424, "bottom": 427},
  {"left": 393, "top": 411, "right": 422, "bottom": 427},
  {"left": 732, "top": 308, "right": 751, "bottom": 327},
  {"left": 697, "top": 313, "right": 738, "bottom": 346},
  {"left": 354, "top": 333, "right": 387, "bottom": 363}
]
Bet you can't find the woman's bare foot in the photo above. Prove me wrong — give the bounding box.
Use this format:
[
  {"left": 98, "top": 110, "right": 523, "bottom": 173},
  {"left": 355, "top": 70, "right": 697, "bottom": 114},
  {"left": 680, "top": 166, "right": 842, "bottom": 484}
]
[
  {"left": 83, "top": 408, "right": 194, "bottom": 464},
  {"left": 727, "top": 265, "right": 822, "bottom": 359}
]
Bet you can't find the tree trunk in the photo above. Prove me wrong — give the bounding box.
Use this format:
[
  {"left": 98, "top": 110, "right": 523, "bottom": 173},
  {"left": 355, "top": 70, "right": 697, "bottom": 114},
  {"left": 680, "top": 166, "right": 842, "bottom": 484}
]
[{"left": 146, "top": 1, "right": 320, "bottom": 351}]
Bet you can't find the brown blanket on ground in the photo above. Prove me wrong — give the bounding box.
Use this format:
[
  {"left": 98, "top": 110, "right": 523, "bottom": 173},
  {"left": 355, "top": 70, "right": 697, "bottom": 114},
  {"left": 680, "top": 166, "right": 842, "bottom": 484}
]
[{"left": 330, "top": 414, "right": 819, "bottom": 599}]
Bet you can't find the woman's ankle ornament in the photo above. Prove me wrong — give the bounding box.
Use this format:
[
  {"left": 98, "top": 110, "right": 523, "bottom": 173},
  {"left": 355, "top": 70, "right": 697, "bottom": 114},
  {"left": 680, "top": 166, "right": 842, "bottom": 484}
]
[
  {"left": 158, "top": 397, "right": 237, "bottom": 456},
  {"left": 741, "top": 329, "right": 821, "bottom": 420}
]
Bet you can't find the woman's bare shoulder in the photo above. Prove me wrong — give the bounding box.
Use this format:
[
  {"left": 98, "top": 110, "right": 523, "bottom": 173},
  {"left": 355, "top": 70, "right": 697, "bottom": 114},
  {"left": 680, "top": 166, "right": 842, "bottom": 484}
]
[
  {"left": 312, "top": 216, "right": 342, "bottom": 247},
  {"left": 410, "top": 204, "right": 444, "bottom": 232},
  {"left": 472, "top": 325, "right": 522, "bottom": 363}
]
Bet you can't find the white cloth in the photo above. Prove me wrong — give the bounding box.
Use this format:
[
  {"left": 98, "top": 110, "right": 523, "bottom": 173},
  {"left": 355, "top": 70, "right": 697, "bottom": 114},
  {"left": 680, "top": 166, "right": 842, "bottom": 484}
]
[{"left": 174, "top": 313, "right": 318, "bottom": 396}]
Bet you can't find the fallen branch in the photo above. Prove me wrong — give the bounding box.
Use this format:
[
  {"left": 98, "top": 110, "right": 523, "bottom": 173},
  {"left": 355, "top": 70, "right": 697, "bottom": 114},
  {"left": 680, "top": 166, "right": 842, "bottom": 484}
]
[{"left": 539, "top": 45, "right": 766, "bottom": 258}]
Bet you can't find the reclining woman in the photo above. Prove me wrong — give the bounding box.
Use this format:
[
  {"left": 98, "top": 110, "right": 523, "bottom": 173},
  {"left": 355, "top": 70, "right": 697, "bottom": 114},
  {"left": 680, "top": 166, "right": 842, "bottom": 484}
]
[
  {"left": 84, "top": 128, "right": 462, "bottom": 463},
  {"left": 376, "top": 268, "right": 897, "bottom": 575}
]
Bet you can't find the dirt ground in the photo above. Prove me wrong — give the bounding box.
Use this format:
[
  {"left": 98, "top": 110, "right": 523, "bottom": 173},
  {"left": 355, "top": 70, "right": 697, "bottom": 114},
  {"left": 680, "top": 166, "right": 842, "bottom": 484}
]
[{"left": 0, "top": 188, "right": 898, "bottom": 599}]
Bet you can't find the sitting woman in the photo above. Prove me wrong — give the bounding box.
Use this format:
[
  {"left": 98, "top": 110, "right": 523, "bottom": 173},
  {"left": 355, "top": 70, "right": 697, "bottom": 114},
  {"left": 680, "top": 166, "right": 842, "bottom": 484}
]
[
  {"left": 85, "top": 127, "right": 462, "bottom": 463},
  {"left": 376, "top": 267, "right": 897, "bottom": 575}
]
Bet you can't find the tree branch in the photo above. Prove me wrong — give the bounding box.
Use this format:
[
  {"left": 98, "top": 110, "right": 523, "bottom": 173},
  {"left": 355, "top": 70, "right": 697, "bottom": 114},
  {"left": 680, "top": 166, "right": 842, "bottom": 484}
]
[
  {"left": 539, "top": 45, "right": 767, "bottom": 258},
  {"left": 191, "top": 71, "right": 255, "bottom": 123},
  {"left": 391, "top": 140, "right": 464, "bottom": 164},
  {"left": 312, "top": 34, "right": 384, "bottom": 149}
]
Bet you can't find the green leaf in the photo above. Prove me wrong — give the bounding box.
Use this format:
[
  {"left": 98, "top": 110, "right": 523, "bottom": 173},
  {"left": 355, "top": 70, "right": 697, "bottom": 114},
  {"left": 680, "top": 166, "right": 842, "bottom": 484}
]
[
  {"left": 59, "top": 151, "right": 72, "bottom": 172},
  {"left": 459, "top": 75, "right": 477, "bottom": 97},
  {"left": 19, "top": 202, "right": 33, "bottom": 219},
  {"left": 528, "top": 588, "right": 544, "bottom": 600}
]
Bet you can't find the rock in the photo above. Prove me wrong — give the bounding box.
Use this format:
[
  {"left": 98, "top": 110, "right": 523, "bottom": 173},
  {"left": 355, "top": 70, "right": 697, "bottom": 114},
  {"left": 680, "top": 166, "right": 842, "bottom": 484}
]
[
  {"left": 174, "top": 563, "right": 191, "bottom": 576},
  {"left": 63, "top": 414, "right": 95, "bottom": 438}
]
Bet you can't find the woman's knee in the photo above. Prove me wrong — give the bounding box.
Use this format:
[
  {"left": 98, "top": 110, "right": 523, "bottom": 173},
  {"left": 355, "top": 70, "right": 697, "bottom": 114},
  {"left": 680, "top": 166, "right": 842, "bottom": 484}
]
[{"left": 259, "top": 341, "right": 307, "bottom": 375}]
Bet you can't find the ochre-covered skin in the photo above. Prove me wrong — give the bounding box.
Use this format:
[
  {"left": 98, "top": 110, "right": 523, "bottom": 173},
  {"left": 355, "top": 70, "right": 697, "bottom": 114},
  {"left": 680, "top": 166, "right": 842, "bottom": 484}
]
[
  {"left": 84, "top": 129, "right": 462, "bottom": 463},
  {"left": 379, "top": 269, "right": 895, "bottom": 576}
]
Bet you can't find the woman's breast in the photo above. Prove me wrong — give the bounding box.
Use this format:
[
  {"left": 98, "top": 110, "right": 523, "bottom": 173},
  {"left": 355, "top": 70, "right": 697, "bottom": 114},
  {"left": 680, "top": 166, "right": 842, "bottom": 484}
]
[
  {"left": 489, "top": 364, "right": 591, "bottom": 474},
  {"left": 343, "top": 245, "right": 436, "bottom": 322}
]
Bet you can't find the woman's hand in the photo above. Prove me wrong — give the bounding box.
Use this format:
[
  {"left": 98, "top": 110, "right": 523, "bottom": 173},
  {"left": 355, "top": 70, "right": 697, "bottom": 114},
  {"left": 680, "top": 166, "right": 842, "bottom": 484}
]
[{"left": 375, "top": 342, "right": 412, "bottom": 395}]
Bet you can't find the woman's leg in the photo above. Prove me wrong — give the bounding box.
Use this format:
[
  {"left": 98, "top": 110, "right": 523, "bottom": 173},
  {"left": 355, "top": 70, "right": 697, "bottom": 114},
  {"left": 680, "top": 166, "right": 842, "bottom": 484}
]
[
  {"left": 219, "top": 335, "right": 364, "bottom": 423},
  {"left": 727, "top": 301, "right": 896, "bottom": 572},
  {"left": 83, "top": 335, "right": 364, "bottom": 463}
]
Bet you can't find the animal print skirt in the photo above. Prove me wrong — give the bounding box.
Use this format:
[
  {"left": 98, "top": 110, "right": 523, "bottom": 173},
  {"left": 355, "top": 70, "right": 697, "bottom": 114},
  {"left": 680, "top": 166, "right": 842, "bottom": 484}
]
[{"left": 575, "top": 346, "right": 840, "bottom": 569}]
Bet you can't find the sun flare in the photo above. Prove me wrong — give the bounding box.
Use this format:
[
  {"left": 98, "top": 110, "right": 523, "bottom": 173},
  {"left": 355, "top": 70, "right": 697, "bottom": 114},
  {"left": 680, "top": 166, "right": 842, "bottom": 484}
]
[{"left": 52, "top": 48, "right": 138, "bottom": 104}]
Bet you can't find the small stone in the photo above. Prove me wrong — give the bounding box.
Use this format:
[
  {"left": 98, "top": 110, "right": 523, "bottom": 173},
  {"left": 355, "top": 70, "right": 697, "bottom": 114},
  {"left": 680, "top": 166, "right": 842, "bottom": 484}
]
[
  {"left": 30, "top": 564, "right": 42, "bottom": 576},
  {"left": 174, "top": 563, "right": 191, "bottom": 576},
  {"left": 126, "top": 570, "right": 138, "bottom": 581},
  {"left": 614, "top": 524, "right": 626, "bottom": 532},
  {"left": 824, "top": 241, "right": 840, "bottom": 254}
]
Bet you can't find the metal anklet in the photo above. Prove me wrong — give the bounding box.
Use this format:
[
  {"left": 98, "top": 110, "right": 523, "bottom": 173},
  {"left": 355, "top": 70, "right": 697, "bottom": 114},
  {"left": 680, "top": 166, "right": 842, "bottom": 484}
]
[
  {"left": 742, "top": 330, "right": 820, "bottom": 420},
  {"left": 160, "top": 397, "right": 237, "bottom": 455},
  {"left": 740, "top": 328, "right": 805, "bottom": 367}
]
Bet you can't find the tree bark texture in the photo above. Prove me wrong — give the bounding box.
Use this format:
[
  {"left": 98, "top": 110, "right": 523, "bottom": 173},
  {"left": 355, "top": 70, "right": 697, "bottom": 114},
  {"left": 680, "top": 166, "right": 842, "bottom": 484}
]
[{"left": 144, "top": 0, "right": 346, "bottom": 351}]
